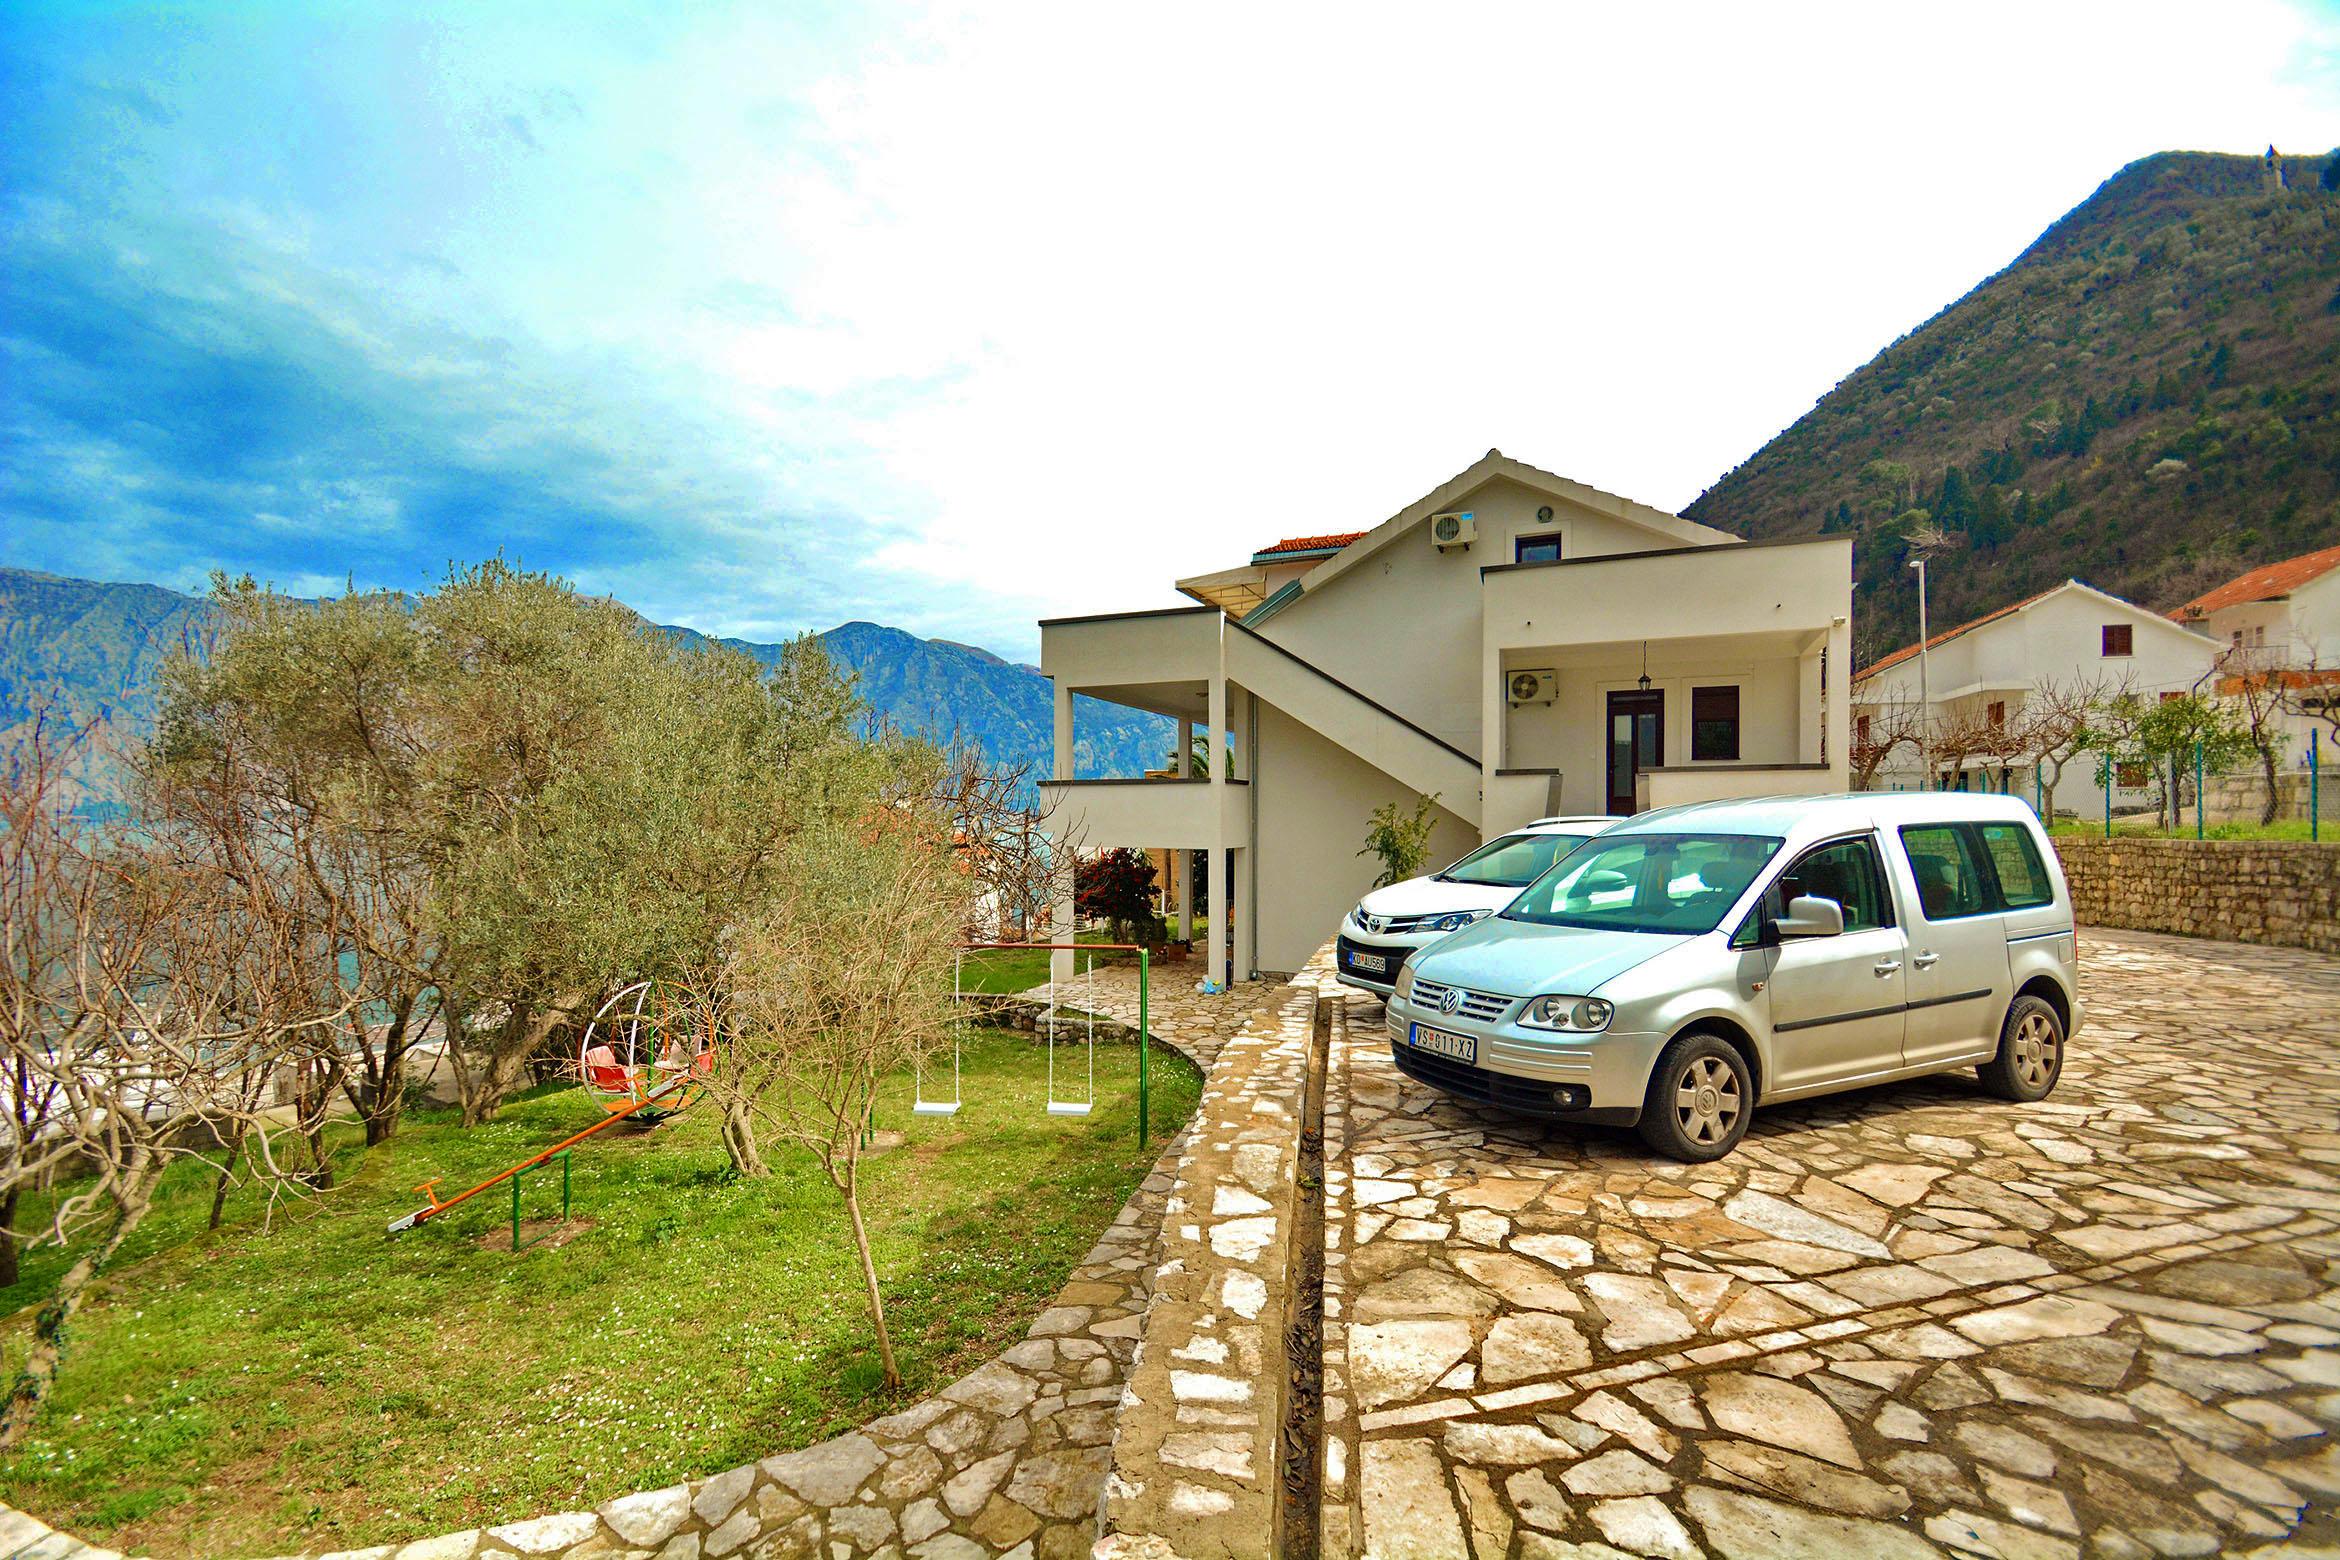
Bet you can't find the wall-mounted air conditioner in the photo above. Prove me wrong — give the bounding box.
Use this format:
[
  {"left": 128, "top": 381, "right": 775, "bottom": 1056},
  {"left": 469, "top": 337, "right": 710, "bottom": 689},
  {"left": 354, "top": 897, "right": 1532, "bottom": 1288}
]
[
  {"left": 1429, "top": 511, "right": 1477, "bottom": 550},
  {"left": 1507, "top": 669, "right": 1557, "bottom": 706}
]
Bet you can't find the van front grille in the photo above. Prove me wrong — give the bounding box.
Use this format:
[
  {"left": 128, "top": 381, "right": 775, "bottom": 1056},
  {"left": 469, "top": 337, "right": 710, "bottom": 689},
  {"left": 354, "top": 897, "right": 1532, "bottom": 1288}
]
[{"left": 1407, "top": 979, "right": 1514, "bottom": 1024}]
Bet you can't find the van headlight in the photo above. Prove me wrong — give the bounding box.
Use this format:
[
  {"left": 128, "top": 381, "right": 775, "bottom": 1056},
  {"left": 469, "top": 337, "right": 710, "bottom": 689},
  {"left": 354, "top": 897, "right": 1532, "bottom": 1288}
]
[
  {"left": 1393, "top": 962, "right": 1417, "bottom": 1000},
  {"left": 1521, "top": 996, "right": 1613, "bottom": 1032},
  {"left": 1426, "top": 909, "right": 1491, "bottom": 932}
]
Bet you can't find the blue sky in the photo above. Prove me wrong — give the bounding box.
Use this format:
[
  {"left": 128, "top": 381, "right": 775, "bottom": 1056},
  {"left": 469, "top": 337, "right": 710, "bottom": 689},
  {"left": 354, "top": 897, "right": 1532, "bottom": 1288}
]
[{"left": 4, "top": 2, "right": 2338, "bottom": 658}]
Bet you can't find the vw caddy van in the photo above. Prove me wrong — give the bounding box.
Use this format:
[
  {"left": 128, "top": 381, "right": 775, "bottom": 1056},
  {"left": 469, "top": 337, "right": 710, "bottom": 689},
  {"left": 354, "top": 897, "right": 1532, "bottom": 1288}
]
[{"left": 1386, "top": 793, "right": 2079, "bottom": 1161}]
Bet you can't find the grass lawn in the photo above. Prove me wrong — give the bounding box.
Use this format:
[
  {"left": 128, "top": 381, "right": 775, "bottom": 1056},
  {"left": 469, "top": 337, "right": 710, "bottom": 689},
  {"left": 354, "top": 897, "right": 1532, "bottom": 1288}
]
[
  {"left": 957, "top": 921, "right": 1210, "bottom": 995},
  {"left": 2046, "top": 818, "right": 2334, "bottom": 842},
  {"left": 0, "top": 1027, "right": 1199, "bottom": 1558}
]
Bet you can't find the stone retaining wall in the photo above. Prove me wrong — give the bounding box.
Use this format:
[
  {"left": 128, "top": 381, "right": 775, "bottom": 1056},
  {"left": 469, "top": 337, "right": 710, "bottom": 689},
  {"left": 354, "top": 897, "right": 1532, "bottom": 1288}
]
[
  {"left": 2053, "top": 835, "right": 2340, "bottom": 955},
  {"left": 1092, "top": 965, "right": 1322, "bottom": 1560}
]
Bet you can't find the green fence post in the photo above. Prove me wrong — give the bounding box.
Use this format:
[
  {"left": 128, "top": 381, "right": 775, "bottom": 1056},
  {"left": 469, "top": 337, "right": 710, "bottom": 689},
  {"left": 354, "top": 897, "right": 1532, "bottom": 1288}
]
[
  {"left": 1137, "top": 947, "right": 1151, "bottom": 1151},
  {"left": 2100, "top": 754, "right": 2112, "bottom": 839},
  {"left": 2195, "top": 740, "right": 2205, "bottom": 840},
  {"left": 2314, "top": 729, "right": 2322, "bottom": 843}
]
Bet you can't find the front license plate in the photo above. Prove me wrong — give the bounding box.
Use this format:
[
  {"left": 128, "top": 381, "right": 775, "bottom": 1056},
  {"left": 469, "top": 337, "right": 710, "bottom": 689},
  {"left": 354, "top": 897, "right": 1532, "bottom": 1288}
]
[
  {"left": 1407, "top": 1023, "right": 1476, "bottom": 1065},
  {"left": 1345, "top": 950, "right": 1389, "bottom": 974}
]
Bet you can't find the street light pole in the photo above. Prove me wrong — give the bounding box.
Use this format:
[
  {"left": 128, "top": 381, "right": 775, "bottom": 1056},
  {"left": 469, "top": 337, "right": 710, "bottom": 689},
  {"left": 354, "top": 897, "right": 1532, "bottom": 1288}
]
[{"left": 1910, "top": 555, "right": 1932, "bottom": 790}]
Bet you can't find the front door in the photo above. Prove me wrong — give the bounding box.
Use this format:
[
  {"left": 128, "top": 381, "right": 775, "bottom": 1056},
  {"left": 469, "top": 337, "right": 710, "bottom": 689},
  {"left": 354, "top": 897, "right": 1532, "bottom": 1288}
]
[{"left": 1606, "top": 690, "right": 1664, "bottom": 815}]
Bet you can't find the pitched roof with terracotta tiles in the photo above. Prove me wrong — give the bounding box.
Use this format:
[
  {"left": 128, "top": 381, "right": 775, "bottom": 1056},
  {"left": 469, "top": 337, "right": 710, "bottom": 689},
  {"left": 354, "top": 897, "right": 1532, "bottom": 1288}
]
[
  {"left": 1856, "top": 585, "right": 2062, "bottom": 680},
  {"left": 1250, "top": 532, "right": 1367, "bottom": 563},
  {"left": 2170, "top": 543, "right": 2340, "bottom": 620}
]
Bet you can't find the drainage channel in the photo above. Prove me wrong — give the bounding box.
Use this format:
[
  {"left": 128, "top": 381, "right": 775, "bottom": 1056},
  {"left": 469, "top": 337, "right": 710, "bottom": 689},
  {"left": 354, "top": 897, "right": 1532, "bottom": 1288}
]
[{"left": 1278, "top": 993, "right": 1332, "bottom": 1559}]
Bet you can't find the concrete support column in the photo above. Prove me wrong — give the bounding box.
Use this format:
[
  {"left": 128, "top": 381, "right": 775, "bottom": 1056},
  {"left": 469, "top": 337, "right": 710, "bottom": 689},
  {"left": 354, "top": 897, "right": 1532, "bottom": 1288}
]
[
  {"left": 1176, "top": 715, "right": 1192, "bottom": 778},
  {"left": 1797, "top": 643, "right": 1824, "bottom": 765},
  {"left": 1173, "top": 848, "right": 1191, "bottom": 942},
  {"left": 1824, "top": 617, "right": 1853, "bottom": 786},
  {"left": 1210, "top": 847, "right": 1233, "bottom": 988},
  {"left": 1207, "top": 622, "right": 1230, "bottom": 987},
  {"left": 1051, "top": 677, "right": 1075, "bottom": 982}
]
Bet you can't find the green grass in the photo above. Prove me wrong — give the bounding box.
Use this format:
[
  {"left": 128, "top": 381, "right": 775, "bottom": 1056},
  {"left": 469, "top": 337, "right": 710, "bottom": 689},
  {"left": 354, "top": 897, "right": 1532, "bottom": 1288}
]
[
  {"left": 0, "top": 1028, "right": 1200, "bottom": 1559},
  {"left": 956, "top": 922, "right": 1207, "bottom": 995},
  {"left": 2047, "top": 818, "right": 2334, "bottom": 842}
]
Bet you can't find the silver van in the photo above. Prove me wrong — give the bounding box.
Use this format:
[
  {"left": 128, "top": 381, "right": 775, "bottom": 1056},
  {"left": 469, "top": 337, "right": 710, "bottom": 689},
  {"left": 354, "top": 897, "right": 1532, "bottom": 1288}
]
[{"left": 1386, "top": 793, "right": 2080, "bottom": 1161}]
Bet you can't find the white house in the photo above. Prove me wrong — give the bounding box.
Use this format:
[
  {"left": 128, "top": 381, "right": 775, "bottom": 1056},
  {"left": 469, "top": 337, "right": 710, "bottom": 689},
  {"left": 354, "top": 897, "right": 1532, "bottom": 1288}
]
[
  {"left": 1038, "top": 450, "right": 1852, "bottom": 983},
  {"left": 2173, "top": 542, "right": 2340, "bottom": 794},
  {"left": 1852, "top": 578, "right": 2219, "bottom": 812}
]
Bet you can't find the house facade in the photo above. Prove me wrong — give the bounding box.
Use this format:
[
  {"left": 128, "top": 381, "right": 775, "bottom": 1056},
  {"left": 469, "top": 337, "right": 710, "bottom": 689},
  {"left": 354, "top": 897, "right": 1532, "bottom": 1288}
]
[
  {"left": 1039, "top": 451, "right": 1852, "bottom": 983},
  {"left": 2174, "top": 542, "right": 2340, "bottom": 794},
  {"left": 1852, "top": 579, "right": 2219, "bottom": 811}
]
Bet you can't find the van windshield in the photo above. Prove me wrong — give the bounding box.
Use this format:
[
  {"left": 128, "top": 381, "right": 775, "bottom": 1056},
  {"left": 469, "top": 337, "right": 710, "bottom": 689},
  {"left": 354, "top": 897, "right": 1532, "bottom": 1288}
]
[
  {"left": 1437, "top": 830, "right": 1596, "bottom": 888},
  {"left": 1503, "top": 832, "right": 1783, "bottom": 935}
]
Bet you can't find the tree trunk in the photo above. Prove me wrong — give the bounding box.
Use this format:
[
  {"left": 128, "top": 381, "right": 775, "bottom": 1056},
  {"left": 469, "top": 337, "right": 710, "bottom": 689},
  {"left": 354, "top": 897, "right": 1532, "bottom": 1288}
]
[
  {"left": 297, "top": 1062, "right": 337, "bottom": 1189},
  {"left": 0, "top": 1185, "right": 20, "bottom": 1290},
  {"left": 1, "top": 1155, "right": 159, "bottom": 1449},
  {"left": 719, "top": 1102, "right": 768, "bottom": 1177},
  {"left": 2261, "top": 745, "right": 2281, "bottom": 827},
  {"left": 840, "top": 1153, "right": 900, "bottom": 1391},
  {"left": 209, "top": 1134, "right": 245, "bottom": 1231},
  {"left": 462, "top": 993, "right": 583, "bottom": 1126}
]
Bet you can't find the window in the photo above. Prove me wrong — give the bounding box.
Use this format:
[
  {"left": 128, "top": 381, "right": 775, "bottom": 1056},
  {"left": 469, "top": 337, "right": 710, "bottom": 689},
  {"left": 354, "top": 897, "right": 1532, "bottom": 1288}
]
[
  {"left": 1691, "top": 686, "right": 1741, "bottom": 761},
  {"left": 1437, "top": 829, "right": 1594, "bottom": 888},
  {"left": 1987, "top": 700, "right": 2006, "bottom": 727},
  {"left": 2102, "top": 623, "right": 2134, "bottom": 657},
  {"left": 1856, "top": 713, "right": 1872, "bottom": 745},
  {"left": 2116, "top": 762, "right": 2145, "bottom": 788},
  {"left": 1515, "top": 535, "right": 1562, "bottom": 565},
  {"left": 1898, "top": 825, "right": 1994, "bottom": 920},
  {"left": 1737, "top": 836, "right": 1895, "bottom": 946},
  {"left": 1975, "top": 822, "right": 2054, "bottom": 909},
  {"left": 1506, "top": 832, "right": 1781, "bottom": 936}
]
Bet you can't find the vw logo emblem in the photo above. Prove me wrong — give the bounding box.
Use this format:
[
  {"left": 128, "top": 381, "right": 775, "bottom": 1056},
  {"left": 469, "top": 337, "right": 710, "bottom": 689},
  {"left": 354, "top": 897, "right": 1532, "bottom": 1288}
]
[{"left": 1439, "top": 988, "right": 1463, "bottom": 1016}]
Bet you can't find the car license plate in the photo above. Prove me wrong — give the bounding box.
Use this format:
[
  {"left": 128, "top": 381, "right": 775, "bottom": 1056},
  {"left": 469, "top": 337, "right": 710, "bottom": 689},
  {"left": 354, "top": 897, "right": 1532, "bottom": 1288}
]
[
  {"left": 1345, "top": 949, "right": 1389, "bottom": 974},
  {"left": 1407, "top": 1023, "right": 1475, "bottom": 1065}
]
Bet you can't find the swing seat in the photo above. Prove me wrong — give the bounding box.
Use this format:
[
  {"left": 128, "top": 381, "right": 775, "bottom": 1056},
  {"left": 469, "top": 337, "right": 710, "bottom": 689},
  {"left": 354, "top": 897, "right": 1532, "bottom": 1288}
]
[
  {"left": 1046, "top": 1100, "right": 1093, "bottom": 1117},
  {"left": 912, "top": 1099, "right": 963, "bottom": 1116}
]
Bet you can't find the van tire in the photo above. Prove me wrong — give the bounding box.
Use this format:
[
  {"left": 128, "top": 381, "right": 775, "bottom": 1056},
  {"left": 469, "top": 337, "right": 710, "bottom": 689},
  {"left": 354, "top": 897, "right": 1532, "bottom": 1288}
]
[
  {"left": 1638, "top": 1030, "right": 1753, "bottom": 1162},
  {"left": 1979, "top": 993, "right": 2064, "bottom": 1102}
]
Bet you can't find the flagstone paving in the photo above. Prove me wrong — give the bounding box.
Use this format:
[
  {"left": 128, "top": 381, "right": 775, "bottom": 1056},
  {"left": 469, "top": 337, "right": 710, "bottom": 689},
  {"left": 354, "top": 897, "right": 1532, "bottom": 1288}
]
[{"left": 1324, "top": 928, "right": 2340, "bottom": 1559}]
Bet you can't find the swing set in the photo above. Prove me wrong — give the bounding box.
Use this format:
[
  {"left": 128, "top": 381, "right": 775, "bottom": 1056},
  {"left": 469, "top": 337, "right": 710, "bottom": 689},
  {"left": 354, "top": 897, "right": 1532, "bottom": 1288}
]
[
  {"left": 388, "top": 941, "right": 1155, "bottom": 1241},
  {"left": 925, "top": 942, "right": 1155, "bottom": 1147}
]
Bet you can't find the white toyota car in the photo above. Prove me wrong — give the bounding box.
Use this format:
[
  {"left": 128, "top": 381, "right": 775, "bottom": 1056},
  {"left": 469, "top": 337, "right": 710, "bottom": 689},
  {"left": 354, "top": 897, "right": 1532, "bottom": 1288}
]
[{"left": 1334, "top": 816, "right": 1618, "bottom": 997}]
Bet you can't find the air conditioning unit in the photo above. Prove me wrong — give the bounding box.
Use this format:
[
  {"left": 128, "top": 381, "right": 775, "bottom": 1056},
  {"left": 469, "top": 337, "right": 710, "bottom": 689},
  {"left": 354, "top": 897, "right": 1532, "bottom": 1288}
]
[
  {"left": 1429, "top": 511, "right": 1477, "bottom": 550},
  {"left": 1507, "top": 668, "right": 1557, "bottom": 706}
]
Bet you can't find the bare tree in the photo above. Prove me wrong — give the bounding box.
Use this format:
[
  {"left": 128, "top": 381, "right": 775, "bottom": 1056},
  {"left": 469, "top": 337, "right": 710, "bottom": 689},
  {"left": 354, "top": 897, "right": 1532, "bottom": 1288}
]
[
  {"left": 2219, "top": 660, "right": 2293, "bottom": 825},
  {"left": 2011, "top": 675, "right": 2113, "bottom": 822},
  {"left": 690, "top": 788, "right": 969, "bottom": 1391},
  {"left": 1849, "top": 701, "right": 1920, "bottom": 790},
  {"left": 0, "top": 720, "right": 356, "bottom": 1447}
]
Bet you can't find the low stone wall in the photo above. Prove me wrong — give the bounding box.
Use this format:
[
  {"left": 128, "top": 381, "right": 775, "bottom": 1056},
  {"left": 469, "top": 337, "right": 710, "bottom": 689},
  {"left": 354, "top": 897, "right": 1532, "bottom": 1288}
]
[
  {"left": 1093, "top": 967, "right": 1320, "bottom": 1560},
  {"left": 2054, "top": 835, "right": 2340, "bottom": 954}
]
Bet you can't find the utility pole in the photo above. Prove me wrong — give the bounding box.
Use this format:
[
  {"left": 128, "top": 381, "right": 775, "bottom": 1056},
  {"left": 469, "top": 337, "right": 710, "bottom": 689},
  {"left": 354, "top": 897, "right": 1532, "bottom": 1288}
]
[{"left": 1910, "top": 555, "right": 1932, "bottom": 789}]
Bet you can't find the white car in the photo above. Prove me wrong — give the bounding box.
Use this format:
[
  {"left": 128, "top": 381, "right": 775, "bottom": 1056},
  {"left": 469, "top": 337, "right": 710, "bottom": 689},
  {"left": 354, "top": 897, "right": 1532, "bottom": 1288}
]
[{"left": 1335, "top": 816, "right": 1618, "bottom": 997}]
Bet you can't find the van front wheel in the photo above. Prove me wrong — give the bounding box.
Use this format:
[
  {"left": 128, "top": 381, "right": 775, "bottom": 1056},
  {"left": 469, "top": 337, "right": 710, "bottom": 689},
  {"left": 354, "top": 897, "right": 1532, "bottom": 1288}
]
[
  {"left": 1979, "top": 994, "right": 2064, "bottom": 1102},
  {"left": 1638, "top": 1031, "right": 1753, "bottom": 1162}
]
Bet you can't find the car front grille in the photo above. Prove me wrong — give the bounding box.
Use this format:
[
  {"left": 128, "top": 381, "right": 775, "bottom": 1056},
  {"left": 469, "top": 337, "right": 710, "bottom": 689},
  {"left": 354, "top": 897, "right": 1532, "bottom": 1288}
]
[
  {"left": 1407, "top": 979, "right": 1514, "bottom": 1023},
  {"left": 1391, "top": 1041, "right": 1570, "bottom": 1116}
]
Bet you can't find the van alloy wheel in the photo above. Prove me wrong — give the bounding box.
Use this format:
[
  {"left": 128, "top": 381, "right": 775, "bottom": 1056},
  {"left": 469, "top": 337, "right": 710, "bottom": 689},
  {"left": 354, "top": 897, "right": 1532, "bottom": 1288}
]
[
  {"left": 1674, "top": 1055, "right": 1742, "bottom": 1147},
  {"left": 2011, "top": 1009, "right": 2059, "bottom": 1091}
]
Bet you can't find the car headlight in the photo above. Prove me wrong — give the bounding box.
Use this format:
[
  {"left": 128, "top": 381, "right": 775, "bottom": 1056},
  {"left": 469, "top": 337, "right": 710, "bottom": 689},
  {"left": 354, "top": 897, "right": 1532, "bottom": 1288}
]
[
  {"left": 1393, "top": 961, "right": 1417, "bottom": 1000},
  {"left": 1521, "top": 995, "right": 1613, "bottom": 1032},
  {"left": 1348, "top": 901, "right": 1369, "bottom": 927},
  {"left": 1425, "top": 909, "right": 1491, "bottom": 933}
]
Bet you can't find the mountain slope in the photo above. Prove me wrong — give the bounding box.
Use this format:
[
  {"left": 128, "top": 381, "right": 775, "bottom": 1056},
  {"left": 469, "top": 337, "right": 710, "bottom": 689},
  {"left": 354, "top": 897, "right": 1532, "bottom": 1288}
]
[
  {"left": 0, "top": 569, "right": 1173, "bottom": 797},
  {"left": 1685, "top": 150, "right": 2340, "bottom": 662}
]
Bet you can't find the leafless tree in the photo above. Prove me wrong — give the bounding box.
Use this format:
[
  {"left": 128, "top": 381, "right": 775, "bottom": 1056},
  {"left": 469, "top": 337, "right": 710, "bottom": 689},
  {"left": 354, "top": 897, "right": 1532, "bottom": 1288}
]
[
  {"left": 0, "top": 718, "right": 357, "bottom": 1447},
  {"left": 1850, "top": 701, "right": 1920, "bottom": 791},
  {"left": 2011, "top": 675, "right": 2114, "bottom": 822},
  {"left": 2219, "top": 658, "right": 2293, "bottom": 825}
]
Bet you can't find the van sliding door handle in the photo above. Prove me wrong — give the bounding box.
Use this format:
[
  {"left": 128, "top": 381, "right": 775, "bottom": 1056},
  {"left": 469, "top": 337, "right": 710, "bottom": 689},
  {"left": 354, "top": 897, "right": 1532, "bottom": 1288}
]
[
  {"left": 1872, "top": 960, "right": 1902, "bottom": 976},
  {"left": 1912, "top": 952, "right": 1940, "bottom": 968}
]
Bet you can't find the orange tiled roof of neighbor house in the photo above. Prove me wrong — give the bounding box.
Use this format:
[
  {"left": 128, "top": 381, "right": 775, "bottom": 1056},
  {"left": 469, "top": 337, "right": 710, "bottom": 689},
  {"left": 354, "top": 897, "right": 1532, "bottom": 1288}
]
[
  {"left": 1250, "top": 532, "right": 1368, "bottom": 563},
  {"left": 1856, "top": 586, "right": 2059, "bottom": 681},
  {"left": 2171, "top": 543, "right": 2340, "bottom": 620}
]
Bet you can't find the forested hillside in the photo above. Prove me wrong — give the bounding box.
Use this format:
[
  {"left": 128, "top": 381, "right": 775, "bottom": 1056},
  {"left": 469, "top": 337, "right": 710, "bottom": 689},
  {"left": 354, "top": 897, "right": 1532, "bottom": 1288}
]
[{"left": 1685, "top": 149, "right": 2340, "bottom": 662}]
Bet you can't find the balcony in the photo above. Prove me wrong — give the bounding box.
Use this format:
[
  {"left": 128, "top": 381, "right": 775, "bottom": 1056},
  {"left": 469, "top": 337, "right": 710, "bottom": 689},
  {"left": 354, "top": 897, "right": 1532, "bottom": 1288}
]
[{"left": 1038, "top": 776, "right": 1250, "bottom": 849}]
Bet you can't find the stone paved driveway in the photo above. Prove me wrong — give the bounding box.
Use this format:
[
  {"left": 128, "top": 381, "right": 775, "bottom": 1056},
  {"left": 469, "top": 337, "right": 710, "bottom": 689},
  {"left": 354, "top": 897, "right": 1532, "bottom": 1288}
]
[{"left": 1323, "top": 928, "right": 2340, "bottom": 1559}]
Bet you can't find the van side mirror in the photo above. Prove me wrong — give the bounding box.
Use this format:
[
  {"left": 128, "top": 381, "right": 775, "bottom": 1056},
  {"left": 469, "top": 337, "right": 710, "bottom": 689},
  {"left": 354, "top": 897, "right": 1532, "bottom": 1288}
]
[{"left": 1774, "top": 895, "right": 1845, "bottom": 939}]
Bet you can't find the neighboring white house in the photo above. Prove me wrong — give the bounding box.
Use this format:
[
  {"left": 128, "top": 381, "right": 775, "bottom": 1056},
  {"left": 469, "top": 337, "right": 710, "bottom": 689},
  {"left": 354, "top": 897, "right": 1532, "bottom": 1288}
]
[
  {"left": 1852, "top": 579, "right": 2220, "bottom": 812},
  {"left": 2173, "top": 542, "right": 2340, "bottom": 796},
  {"left": 1038, "top": 449, "right": 1853, "bottom": 983}
]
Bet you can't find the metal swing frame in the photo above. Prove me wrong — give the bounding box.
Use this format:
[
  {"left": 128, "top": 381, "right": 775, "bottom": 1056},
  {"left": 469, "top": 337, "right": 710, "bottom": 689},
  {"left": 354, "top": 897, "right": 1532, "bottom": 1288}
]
[{"left": 952, "top": 941, "right": 1155, "bottom": 1148}]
